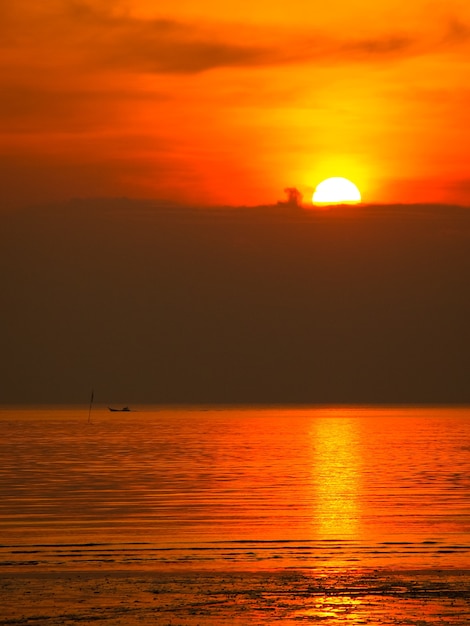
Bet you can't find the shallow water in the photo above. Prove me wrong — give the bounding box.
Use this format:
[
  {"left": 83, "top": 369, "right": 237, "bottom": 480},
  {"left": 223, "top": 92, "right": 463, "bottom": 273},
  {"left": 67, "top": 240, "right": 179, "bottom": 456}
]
[
  {"left": 1, "top": 406, "right": 470, "bottom": 570},
  {"left": 2, "top": 568, "right": 470, "bottom": 625}
]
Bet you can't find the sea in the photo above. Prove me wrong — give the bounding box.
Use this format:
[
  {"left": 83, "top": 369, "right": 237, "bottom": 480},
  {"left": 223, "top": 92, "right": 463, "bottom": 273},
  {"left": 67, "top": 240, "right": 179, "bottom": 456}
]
[{"left": 1, "top": 406, "right": 470, "bottom": 572}]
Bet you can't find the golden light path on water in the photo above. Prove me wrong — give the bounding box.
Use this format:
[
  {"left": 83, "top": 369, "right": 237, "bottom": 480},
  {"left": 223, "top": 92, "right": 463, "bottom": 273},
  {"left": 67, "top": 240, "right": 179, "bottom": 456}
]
[{"left": 310, "top": 412, "right": 361, "bottom": 539}]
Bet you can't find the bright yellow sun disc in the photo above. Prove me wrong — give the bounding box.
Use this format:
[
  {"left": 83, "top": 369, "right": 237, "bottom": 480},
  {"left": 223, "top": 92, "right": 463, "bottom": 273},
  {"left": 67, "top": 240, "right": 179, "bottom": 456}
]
[{"left": 312, "top": 177, "right": 361, "bottom": 204}]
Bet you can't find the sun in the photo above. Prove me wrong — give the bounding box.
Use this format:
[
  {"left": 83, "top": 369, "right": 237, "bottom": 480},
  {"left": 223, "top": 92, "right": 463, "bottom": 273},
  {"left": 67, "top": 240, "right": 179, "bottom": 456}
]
[{"left": 312, "top": 177, "right": 361, "bottom": 205}]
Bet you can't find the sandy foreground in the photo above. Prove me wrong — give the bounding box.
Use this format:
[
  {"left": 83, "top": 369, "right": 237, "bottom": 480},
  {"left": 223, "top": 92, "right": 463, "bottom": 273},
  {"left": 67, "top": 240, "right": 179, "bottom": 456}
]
[{"left": 1, "top": 567, "right": 470, "bottom": 625}]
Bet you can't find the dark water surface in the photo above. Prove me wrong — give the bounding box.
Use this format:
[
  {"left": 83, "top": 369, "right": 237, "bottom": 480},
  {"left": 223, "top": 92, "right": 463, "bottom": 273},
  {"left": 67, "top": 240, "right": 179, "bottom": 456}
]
[{"left": 1, "top": 406, "right": 469, "bottom": 570}]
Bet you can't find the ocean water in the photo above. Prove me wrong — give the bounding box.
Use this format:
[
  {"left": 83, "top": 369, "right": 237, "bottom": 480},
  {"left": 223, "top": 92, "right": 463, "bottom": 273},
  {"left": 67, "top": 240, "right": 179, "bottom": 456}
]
[{"left": 1, "top": 406, "right": 469, "bottom": 571}]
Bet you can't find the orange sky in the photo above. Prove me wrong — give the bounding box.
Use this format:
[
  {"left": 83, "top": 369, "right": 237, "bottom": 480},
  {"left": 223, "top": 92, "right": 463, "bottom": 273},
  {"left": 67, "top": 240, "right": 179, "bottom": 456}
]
[{"left": 2, "top": 0, "right": 470, "bottom": 207}]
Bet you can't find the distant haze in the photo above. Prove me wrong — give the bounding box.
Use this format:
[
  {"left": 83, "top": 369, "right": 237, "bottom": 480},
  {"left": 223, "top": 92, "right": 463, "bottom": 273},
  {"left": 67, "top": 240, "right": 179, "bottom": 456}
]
[{"left": 2, "top": 199, "right": 470, "bottom": 405}]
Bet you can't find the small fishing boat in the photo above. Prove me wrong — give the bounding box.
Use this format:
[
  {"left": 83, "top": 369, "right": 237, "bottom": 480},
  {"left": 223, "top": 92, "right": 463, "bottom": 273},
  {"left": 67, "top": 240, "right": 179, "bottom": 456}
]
[{"left": 108, "top": 406, "right": 132, "bottom": 412}]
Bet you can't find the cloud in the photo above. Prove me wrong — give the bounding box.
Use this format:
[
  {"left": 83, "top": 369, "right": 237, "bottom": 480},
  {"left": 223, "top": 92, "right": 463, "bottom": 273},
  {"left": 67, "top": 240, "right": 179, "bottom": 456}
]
[
  {"left": 73, "top": 13, "right": 420, "bottom": 73},
  {"left": 3, "top": 2, "right": 470, "bottom": 80},
  {"left": 99, "top": 22, "right": 269, "bottom": 73},
  {"left": 3, "top": 199, "right": 470, "bottom": 403},
  {"left": 0, "top": 85, "right": 169, "bottom": 133},
  {"left": 341, "top": 35, "right": 413, "bottom": 58},
  {"left": 443, "top": 17, "right": 470, "bottom": 45}
]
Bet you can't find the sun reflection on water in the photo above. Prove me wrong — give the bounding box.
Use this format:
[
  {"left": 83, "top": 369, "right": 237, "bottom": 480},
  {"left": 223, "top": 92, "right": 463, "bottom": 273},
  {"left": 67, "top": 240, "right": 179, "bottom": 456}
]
[
  {"left": 295, "top": 595, "right": 363, "bottom": 622},
  {"left": 310, "top": 412, "right": 362, "bottom": 539}
]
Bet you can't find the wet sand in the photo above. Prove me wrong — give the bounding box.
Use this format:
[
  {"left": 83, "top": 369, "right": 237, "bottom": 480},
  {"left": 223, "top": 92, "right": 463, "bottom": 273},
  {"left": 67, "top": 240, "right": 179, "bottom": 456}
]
[{"left": 1, "top": 567, "right": 470, "bottom": 625}]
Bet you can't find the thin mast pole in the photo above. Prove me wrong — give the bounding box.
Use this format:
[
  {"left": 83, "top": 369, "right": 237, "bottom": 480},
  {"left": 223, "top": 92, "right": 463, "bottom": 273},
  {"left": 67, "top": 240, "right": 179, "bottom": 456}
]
[{"left": 88, "top": 389, "right": 94, "bottom": 424}]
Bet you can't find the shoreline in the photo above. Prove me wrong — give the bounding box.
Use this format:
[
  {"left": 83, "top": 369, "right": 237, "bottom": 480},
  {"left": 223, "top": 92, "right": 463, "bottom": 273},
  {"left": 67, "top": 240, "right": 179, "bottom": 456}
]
[{"left": 1, "top": 566, "right": 470, "bottom": 625}]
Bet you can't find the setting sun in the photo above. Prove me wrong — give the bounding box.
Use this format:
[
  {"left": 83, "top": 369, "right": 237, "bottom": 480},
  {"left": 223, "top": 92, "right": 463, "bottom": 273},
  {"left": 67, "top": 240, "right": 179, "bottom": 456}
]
[{"left": 312, "top": 178, "right": 362, "bottom": 205}]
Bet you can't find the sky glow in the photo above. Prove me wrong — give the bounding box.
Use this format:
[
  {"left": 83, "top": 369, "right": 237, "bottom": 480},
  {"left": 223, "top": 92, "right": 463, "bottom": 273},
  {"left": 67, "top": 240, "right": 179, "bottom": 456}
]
[{"left": 1, "top": 1, "right": 470, "bottom": 207}]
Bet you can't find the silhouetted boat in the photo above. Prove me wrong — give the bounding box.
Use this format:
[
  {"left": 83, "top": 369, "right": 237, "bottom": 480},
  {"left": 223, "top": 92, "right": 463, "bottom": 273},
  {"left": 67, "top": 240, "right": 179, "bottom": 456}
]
[{"left": 108, "top": 406, "right": 132, "bottom": 412}]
